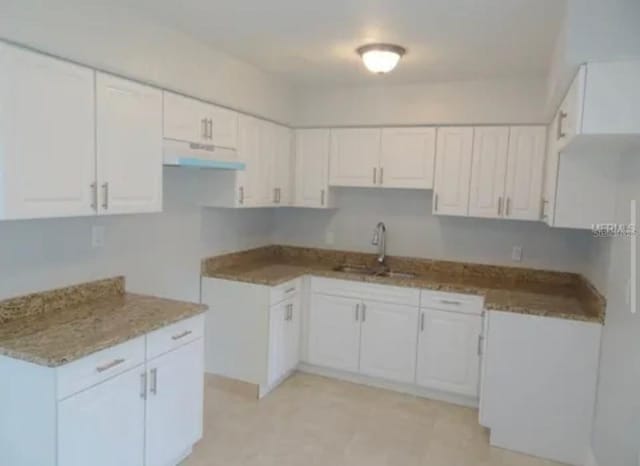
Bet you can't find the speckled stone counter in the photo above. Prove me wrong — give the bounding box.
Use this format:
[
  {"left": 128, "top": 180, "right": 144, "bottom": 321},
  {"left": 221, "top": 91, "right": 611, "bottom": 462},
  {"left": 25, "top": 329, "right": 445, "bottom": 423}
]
[
  {"left": 0, "top": 277, "right": 207, "bottom": 367},
  {"left": 202, "top": 246, "right": 605, "bottom": 324}
]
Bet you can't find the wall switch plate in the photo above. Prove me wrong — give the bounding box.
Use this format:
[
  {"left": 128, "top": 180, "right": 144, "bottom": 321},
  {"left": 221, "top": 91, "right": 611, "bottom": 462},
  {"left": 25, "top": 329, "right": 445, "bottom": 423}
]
[
  {"left": 511, "top": 246, "right": 523, "bottom": 262},
  {"left": 325, "top": 231, "right": 335, "bottom": 246},
  {"left": 91, "top": 225, "right": 105, "bottom": 248}
]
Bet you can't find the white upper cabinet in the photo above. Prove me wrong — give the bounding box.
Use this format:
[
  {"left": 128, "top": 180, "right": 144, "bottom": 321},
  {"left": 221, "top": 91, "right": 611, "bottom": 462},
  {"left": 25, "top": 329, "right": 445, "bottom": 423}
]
[
  {"left": 504, "top": 126, "right": 546, "bottom": 221},
  {"left": 433, "top": 127, "right": 474, "bottom": 216},
  {"left": 330, "top": 128, "right": 381, "bottom": 187},
  {"left": 555, "top": 61, "right": 640, "bottom": 153},
  {"left": 96, "top": 73, "right": 163, "bottom": 215},
  {"left": 380, "top": 127, "right": 436, "bottom": 189},
  {"left": 235, "top": 114, "right": 263, "bottom": 207},
  {"left": 0, "top": 43, "right": 96, "bottom": 220},
  {"left": 294, "top": 129, "right": 331, "bottom": 208},
  {"left": 468, "top": 127, "right": 509, "bottom": 219},
  {"left": 271, "top": 125, "right": 293, "bottom": 206},
  {"left": 163, "top": 91, "right": 238, "bottom": 149}
]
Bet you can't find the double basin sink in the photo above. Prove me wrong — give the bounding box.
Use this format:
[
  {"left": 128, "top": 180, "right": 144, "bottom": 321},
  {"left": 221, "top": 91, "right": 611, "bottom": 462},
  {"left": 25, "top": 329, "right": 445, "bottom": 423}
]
[{"left": 332, "top": 264, "right": 417, "bottom": 280}]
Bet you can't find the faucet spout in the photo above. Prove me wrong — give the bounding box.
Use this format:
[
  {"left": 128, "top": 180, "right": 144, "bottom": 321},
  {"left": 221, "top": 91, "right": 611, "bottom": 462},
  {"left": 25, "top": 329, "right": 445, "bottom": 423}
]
[{"left": 371, "top": 222, "right": 387, "bottom": 264}]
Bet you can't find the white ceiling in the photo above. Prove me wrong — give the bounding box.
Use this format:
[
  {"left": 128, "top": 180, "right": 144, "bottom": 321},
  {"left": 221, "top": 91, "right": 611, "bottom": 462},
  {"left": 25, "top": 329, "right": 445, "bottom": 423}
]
[{"left": 123, "top": 0, "right": 565, "bottom": 87}]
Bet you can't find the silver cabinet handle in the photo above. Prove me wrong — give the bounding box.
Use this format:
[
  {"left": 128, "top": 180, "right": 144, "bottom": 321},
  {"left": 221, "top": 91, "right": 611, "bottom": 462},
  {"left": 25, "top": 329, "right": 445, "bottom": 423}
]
[
  {"left": 239, "top": 186, "right": 244, "bottom": 205},
  {"left": 355, "top": 303, "right": 360, "bottom": 322},
  {"left": 540, "top": 199, "right": 549, "bottom": 220},
  {"left": 96, "top": 358, "right": 125, "bottom": 373},
  {"left": 557, "top": 111, "right": 567, "bottom": 140},
  {"left": 497, "top": 196, "right": 503, "bottom": 216},
  {"left": 420, "top": 312, "right": 425, "bottom": 332},
  {"left": 208, "top": 119, "right": 213, "bottom": 140},
  {"left": 150, "top": 368, "right": 158, "bottom": 395},
  {"left": 284, "top": 287, "right": 296, "bottom": 294},
  {"left": 373, "top": 167, "right": 377, "bottom": 185},
  {"left": 273, "top": 188, "right": 278, "bottom": 203},
  {"left": 320, "top": 189, "right": 325, "bottom": 206},
  {"left": 140, "top": 372, "right": 147, "bottom": 400},
  {"left": 361, "top": 303, "right": 366, "bottom": 322},
  {"left": 201, "top": 118, "right": 207, "bottom": 139},
  {"left": 379, "top": 167, "right": 384, "bottom": 185},
  {"left": 172, "top": 330, "right": 193, "bottom": 341},
  {"left": 434, "top": 193, "right": 438, "bottom": 212},
  {"left": 90, "top": 183, "right": 97, "bottom": 211},
  {"left": 477, "top": 335, "right": 484, "bottom": 356},
  {"left": 285, "top": 303, "right": 293, "bottom": 321},
  {"left": 440, "top": 299, "right": 461, "bottom": 305},
  {"left": 101, "top": 183, "right": 109, "bottom": 210},
  {"left": 506, "top": 197, "right": 511, "bottom": 217}
]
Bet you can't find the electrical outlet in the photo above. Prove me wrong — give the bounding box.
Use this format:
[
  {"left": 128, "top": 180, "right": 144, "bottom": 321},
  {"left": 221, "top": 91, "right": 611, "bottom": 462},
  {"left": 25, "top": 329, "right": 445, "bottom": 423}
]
[
  {"left": 325, "top": 231, "right": 335, "bottom": 246},
  {"left": 511, "top": 246, "right": 523, "bottom": 262},
  {"left": 91, "top": 225, "right": 105, "bottom": 248}
]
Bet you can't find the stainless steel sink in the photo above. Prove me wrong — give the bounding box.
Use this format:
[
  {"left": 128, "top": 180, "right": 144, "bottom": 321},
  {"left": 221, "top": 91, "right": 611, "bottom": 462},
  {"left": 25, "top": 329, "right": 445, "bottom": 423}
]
[{"left": 332, "top": 264, "right": 417, "bottom": 279}]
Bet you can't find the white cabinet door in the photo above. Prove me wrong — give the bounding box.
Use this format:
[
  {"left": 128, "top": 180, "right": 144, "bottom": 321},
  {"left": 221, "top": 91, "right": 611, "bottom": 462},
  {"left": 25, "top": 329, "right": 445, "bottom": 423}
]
[
  {"left": 268, "top": 300, "right": 287, "bottom": 387},
  {"left": 272, "top": 125, "right": 293, "bottom": 206},
  {"left": 208, "top": 105, "right": 238, "bottom": 149},
  {"left": 416, "top": 309, "right": 481, "bottom": 397},
  {"left": 256, "top": 120, "right": 277, "bottom": 206},
  {"left": 307, "top": 293, "right": 361, "bottom": 372},
  {"left": 145, "top": 338, "right": 204, "bottom": 466},
  {"left": 556, "top": 65, "right": 586, "bottom": 151},
  {"left": 0, "top": 43, "right": 96, "bottom": 220},
  {"left": 283, "top": 297, "right": 301, "bottom": 374},
  {"left": 468, "top": 127, "right": 509, "bottom": 219},
  {"left": 358, "top": 301, "right": 419, "bottom": 384},
  {"left": 96, "top": 73, "right": 163, "bottom": 215},
  {"left": 380, "top": 127, "right": 436, "bottom": 189},
  {"left": 542, "top": 120, "right": 560, "bottom": 226},
  {"left": 294, "top": 129, "right": 331, "bottom": 208},
  {"left": 236, "top": 115, "right": 262, "bottom": 207},
  {"left": 58, "top": 366, "right": 145, "bottom": 466},
  {"left": 329, "top": 128, "right": 381, "bottom": 187},
  {"left": 433, "top": 127, "right": 474, "bottom": 216},
  {"left": 163, "top": 91, "right": 210, "bottom": 144},
  {"left": 504, "top": 126, "right": 546, "bottom": 221}
]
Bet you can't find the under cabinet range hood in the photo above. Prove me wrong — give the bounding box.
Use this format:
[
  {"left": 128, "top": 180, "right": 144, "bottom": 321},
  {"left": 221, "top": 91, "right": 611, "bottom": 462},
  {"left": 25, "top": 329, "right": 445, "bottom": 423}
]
[{"left": 163, "top": 139, "right": 245, "bottom": 170}]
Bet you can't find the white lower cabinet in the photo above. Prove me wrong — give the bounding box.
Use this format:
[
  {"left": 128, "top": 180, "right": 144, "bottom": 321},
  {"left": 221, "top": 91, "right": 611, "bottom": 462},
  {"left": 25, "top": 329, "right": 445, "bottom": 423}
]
[
  {"left": 358, "top": 301, "right": 419, "bottom": 384},
  {"left": 58, "top": 366, "right": 146, "bottom": 466},
  {"left": 268, "top": 296, "right": 300, "bottom": 387},
  {"left": 0, "top": 315, "right": 205, "bottom": 466},
  {"left": 307, "top": 293, "right": 361, "bottom": 373},
  {"left": 415, "top": 309, "right": 482, "bottom": 396},
  {"left": 145, "top": 338, "right": 204, "bottom": 466},
  {"left": 305, "top": 278, "right": 481, "bottom": 396}
]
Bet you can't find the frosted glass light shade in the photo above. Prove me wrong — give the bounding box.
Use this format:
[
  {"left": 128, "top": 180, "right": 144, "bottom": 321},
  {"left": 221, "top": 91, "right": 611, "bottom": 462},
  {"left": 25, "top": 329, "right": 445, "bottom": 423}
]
[{"left": 357, "top": 44, "right": 406, "bottom": 74}]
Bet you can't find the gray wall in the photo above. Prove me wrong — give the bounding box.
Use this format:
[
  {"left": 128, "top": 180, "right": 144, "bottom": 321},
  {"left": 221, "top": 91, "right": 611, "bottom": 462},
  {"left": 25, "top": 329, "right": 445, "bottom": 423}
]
[
  {"left": 273, "top": 188, "right": 593, "bottom": 272},
  {"left": 0, "top": 169, "right": 273, "bottom": 301}
]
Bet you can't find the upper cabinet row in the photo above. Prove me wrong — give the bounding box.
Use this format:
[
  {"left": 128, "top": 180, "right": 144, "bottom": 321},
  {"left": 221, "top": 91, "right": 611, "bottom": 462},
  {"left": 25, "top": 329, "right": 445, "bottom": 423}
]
[
  {"left": 0, "top": 43, "right": 163, "bottom": 220},
  {"left": 316, "top": 125, "right": 546, "bottom": 222}
]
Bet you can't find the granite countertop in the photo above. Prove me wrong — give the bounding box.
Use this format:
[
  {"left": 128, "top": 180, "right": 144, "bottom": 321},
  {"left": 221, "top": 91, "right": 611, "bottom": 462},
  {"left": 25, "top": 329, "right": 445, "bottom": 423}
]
[
  {"left": 202, "top": 246, "right": 606, "bottom": 324},
  {"left": 0, "top": 277, "right": 207, "bottom": 367}
]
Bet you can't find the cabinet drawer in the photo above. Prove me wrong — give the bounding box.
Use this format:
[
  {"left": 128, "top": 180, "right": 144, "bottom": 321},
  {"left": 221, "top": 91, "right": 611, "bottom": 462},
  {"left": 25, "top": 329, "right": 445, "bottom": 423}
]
[
  {"left": 270, "top": 278, "right": 301, "bottom": 305},
  {"left": 57, "top": 336, "right": 145, "bottom": 399},
  {"left": 420, "top": 290, "right": 484, "bottom": 315},
  {"left": 311, "top": 277, "right": 420, "bottom": 307},
  {"left": 146, "top": 314, "right": 205, "bottom": 360}
]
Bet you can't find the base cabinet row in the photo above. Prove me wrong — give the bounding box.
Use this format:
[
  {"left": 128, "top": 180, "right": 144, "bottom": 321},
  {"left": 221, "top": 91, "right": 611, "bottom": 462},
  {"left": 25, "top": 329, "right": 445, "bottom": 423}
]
[{"left": 306, "top": 283, "right": 483, "bottom": 398}]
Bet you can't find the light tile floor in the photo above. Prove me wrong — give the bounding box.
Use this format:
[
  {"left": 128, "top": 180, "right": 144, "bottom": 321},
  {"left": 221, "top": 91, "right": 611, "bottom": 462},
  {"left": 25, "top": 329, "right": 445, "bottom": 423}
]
[{"left": 183, "top": 373, "right": 565, "bottom": 466}]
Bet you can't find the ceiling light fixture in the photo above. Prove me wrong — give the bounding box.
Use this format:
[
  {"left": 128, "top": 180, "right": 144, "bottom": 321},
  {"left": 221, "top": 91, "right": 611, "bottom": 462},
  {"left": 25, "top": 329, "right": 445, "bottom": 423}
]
[{"left": 357, "top": 43, "right": 406, "bottom": 74}]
